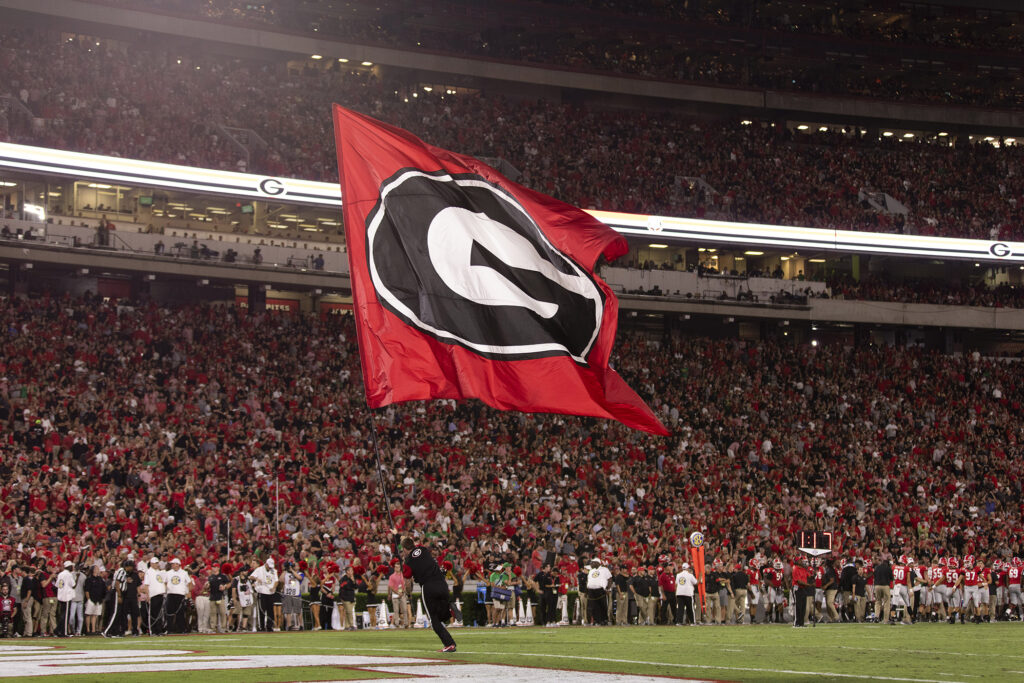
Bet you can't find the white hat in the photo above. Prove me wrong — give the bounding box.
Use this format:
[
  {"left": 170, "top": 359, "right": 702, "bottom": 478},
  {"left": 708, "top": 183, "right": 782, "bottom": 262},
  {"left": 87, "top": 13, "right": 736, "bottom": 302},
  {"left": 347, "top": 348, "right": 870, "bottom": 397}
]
[
  {"left": 150, "top": 557, "right": 159, "bottom": 564},
  {"left": 170, "top": 558, "right": 181, "bottom": 565},
  {"left": 681, "top": 562, "right": 690, "bottom": 570},
  {"left": 63, "top": 561, "right": 73, "bottom": 568},
  {"left": 266, "top": 558, "right": 275, "bottom": 568}
]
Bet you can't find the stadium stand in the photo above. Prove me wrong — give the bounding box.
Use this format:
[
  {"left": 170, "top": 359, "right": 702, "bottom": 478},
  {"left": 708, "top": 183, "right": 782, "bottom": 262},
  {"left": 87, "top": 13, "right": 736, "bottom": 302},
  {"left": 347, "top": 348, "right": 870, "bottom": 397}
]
[
  {"left": 89, "top": 0, "right": 1024, "bottom": 107},
  {"left": 2, "top": 0, "right": 1024, "bottom": 636},
  {"left": 2, "top": 26, "right": 1023, "bottom": 242},
  {"left": 0, "top": 295, "right": 1022, "bottom": 631}
]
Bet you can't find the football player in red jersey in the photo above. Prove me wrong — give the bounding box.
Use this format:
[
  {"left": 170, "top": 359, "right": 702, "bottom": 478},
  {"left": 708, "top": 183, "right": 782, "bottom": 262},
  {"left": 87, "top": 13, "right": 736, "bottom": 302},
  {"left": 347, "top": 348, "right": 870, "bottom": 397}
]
[
  {"left": 1008, "top": 558, "right": 1024, "bottom": 620},
  {"left": 891, "top": 556, "right": 912, "bottom": 624},
  {"left": 945, "top": 557, "right": 964, "bottom": 624},
  {"left": 994, "top": 560, "right": 1008, "bottom": 622},
  {"left": 763, "top": 559, "right": 785, "bottom": 624},
  {"left": 926, "top": 558, "right": 947, "bottom": 622},
  {"left": 746, "top": 558, "right": 762, "bottom": 624},
  {"left": 962, "top": 555, "right": 984, "bottom": 623},
  {"left": 811, "top": 558, "right": 825, "bottom": 623},
  {"left": 977, "top": 557, "right": 992, "bottom": 623}
]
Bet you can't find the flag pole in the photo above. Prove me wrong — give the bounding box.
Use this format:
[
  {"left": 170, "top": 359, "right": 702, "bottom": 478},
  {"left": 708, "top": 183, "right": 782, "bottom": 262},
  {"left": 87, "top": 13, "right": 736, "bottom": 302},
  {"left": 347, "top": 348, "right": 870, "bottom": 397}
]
[{"left": 368, "top": 409, "right": 395, "bottom": 529}]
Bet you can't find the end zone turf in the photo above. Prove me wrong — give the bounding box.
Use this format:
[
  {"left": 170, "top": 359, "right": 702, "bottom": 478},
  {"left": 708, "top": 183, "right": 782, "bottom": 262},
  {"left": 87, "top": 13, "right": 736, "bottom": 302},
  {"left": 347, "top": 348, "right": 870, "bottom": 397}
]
[{"left": 0, "top": 623, "right": 1020, "bottom": 682}]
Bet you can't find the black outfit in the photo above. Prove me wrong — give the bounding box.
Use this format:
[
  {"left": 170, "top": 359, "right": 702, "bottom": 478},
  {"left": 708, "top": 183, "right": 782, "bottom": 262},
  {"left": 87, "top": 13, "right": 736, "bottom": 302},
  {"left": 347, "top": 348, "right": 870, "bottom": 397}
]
[
  {"left": 873, "top": 561, "right": 893, "bottom": 588},
  {"left": 85, "top": 575, "right": 107, "bottom": 608},
  {"left": 450, "top": 571, "right": 465, "bottom": 623},
  {"left": 588, "top": 585, "right": 608, "bottom": 625},
  {"left": 401, "top": 542, "right": 455, "bottom": 649},
  {"left": 124, "top": 571, "right": 141, "bottom": 635},
  {"left": 257, "top": 591, "right": 275, "bottom": 632},
  {"left": 613, "top": 573, "right": 630, "bottom": 624},
  {"left": 337, "top": 575, "right": 356, "bottom": 604},
  {"left": 535, "top": 570, "right": 555, "bottom": 626},
  {"left": 103, "top": 568, "right": 128, "bottom": 637},
  {"left": 677, "top": 593, "right": 696, "bottom": 625},
  {"left": 839, "top": 562, "right": 857, "bottom": 621},
  {"left": 630, "top": 572, "right": 652, "bottom": 623},
  {"left": 208, "top": 572, "right": 230, "bottom": 626}
]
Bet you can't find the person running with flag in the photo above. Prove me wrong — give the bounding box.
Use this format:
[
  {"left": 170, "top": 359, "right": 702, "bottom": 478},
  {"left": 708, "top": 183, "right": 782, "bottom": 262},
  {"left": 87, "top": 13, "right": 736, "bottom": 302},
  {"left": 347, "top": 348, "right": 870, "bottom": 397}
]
[{"left": 392, "top": 530, "right": 456, "bottom": 653}]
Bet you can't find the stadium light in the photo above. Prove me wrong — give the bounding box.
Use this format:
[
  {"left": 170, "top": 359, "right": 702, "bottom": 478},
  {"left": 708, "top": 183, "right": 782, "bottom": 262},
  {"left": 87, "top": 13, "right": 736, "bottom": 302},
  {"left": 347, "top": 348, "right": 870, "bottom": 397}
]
[
  {"left": 310, "top": 55, "right": 322, "bottom": 60},
  {"left": 361, "top": 61, "right": 373, "bottom": 66},
  {"left": 23, "top": 203, "right": 45, "bottom": 221}
]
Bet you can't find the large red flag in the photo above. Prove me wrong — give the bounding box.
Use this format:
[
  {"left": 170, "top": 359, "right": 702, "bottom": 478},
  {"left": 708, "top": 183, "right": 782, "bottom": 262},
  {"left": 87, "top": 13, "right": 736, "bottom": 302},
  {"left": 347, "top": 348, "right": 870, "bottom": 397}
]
[{"left": 333, "top": 104, "right": 668, "bottom": 436}]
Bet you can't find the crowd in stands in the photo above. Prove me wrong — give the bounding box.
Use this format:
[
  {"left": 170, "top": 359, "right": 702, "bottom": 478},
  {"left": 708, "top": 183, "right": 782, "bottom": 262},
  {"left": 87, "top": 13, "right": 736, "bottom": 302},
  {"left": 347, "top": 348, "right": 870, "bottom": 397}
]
[
  {"left": 828, "top": 275, "right": 1024, "bottom": 310},
  {"left": 0, "top": 292, "right": 1022, "bottom": 635},
  {"left": 87, "top": 0, "right": 1024, "bottom": 108},
  {"left": 3, "top": 27, "right": 1024, "bottom": 244}
]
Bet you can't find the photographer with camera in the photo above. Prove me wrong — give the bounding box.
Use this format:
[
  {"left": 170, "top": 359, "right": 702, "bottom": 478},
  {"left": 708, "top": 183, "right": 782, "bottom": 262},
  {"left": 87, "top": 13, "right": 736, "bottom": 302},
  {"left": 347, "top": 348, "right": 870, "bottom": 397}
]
[{"left": 0, "top": 583, "right": 17, "bottom": 638}]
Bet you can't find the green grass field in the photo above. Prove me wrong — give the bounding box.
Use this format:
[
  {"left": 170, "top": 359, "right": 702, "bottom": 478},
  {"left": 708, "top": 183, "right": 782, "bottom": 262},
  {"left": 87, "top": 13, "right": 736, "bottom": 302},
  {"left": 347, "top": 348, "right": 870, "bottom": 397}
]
[{"left": 1, "top": 623, "right": 1021, "bottom": 682}]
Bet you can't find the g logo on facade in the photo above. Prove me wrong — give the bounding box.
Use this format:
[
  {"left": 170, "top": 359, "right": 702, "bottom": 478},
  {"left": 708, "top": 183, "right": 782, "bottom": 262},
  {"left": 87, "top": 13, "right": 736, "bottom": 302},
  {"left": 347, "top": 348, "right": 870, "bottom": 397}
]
[
  {"left": 259, "top": 178, "right": 286, "bottom": 196},
  {"left": 990, "top": 242, "right": 1012, "bottom": 258},
  {"left": 366, "top": 170, "right": 604, "bottom": 363}
]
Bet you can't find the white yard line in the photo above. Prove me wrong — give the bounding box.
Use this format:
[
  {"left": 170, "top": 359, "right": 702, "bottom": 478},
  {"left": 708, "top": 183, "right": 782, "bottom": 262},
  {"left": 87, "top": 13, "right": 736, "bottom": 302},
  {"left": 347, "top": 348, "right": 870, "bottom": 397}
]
[
  {"left": 350, "top": 647, "right": 969, "bottom": 683},
  {"left": 838, "top": 645, "right": 1024, "bottom": 660}
]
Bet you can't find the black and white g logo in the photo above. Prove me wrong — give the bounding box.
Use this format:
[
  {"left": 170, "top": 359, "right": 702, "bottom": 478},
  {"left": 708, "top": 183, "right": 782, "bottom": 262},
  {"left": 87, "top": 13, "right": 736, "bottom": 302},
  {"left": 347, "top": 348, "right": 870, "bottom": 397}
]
[
  {"left": 990, "top": 242, "right": 1012, "bottom": 258},
  {"left": 367, "top": 170, "right": 604, "bottom": 362},
  {"left": 259, "top": 178, "right": 285, "bottom": 196}
]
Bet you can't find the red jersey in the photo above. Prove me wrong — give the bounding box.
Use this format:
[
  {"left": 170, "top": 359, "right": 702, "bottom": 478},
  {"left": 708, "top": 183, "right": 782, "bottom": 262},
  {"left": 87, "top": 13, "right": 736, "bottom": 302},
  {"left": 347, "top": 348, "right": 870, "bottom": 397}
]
[
  {"left": 763, "top": 567, "right": 782, "bottom": 589},
  {"left": 928, "top": 565, "right": 945, "bottom": 585},
  {"left": 814, "top": 566, "right": 824, "bottom": 589},
  {"left": 0, "top": 596, "right": 14, "bottom": 616},
  {"left": 944, "top": 568, "right": 961, "bottom": 587},
  {"left": 1008, "top": 565, "right": 1023, "bottom": 586},
  {"left": 962, "top": 569, "right": 979, "bottom": 587},
  {"left": 980, "top": 567, "right": 991, "bottom": 587},
  {"left": 746, "top": 568, "right": 760, "bottom": 586},
  {"left": 891, "top": 564, "right": 909, "bottom": 587}
]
